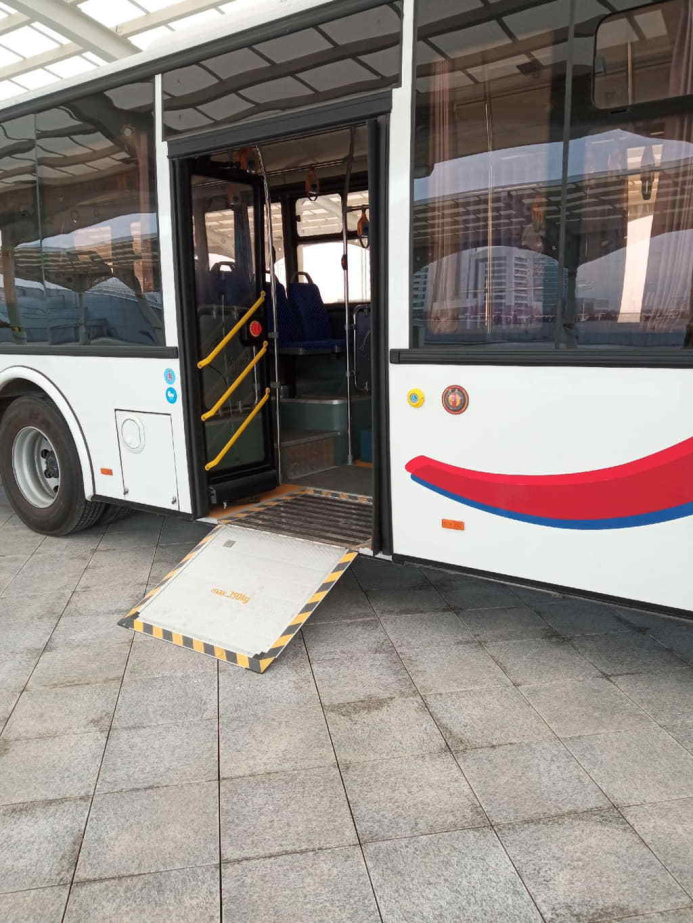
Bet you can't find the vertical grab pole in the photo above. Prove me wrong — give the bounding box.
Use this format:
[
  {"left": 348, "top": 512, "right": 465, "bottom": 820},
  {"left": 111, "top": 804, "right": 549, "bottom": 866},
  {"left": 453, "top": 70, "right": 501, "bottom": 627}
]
[
  {"left": 342, "top": 128, "right": 355, "bottom": 465},
  {"left": 255, "top": 144, "right": 283, "bottom": 483}
]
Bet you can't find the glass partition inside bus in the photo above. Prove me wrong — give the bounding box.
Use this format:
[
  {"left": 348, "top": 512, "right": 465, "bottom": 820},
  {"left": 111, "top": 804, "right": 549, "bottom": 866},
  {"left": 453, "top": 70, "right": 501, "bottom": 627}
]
[{"left": 411, "top": 0, "right": 693, "bottom": 352}]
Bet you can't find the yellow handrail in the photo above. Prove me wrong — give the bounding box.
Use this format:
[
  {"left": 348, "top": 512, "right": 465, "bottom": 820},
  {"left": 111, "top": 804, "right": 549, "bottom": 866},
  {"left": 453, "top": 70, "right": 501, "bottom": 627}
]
[
  {"left": 197, "top": 291, "right": 266, "bottom": 370},
  {"left": 205, "top": 388, "right": 271, "bottom": 472},
  {"left": 201, "top": 342, "right": 269, "bottom": 422}
]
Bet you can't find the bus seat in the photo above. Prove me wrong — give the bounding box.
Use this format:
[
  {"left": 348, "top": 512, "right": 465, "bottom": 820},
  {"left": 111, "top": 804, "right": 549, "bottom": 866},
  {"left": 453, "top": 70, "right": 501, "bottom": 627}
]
[
  {"left": 264, "top": 280, "right": 304, "bottom": 346},
  {"left": 211, "top": 263, "right": 252, "bottom": 308},
  {"left": 288, "top": 273, "right": 341, "bottom": 343},
  {"left": 267, "top": 277, "right": 344, "bottom": 354},
  {"left": 286, "top": 273, "right": 345, "bottom": 353}
]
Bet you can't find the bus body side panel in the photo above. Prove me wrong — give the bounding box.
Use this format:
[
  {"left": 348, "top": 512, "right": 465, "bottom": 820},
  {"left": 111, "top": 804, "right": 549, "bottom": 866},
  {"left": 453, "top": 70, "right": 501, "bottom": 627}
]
[
  {"left": 389, "top": 363, "right": 693, "bottom": 613},
  {"left": 0, "top": 355, "right": 192, "bottom": 515}
]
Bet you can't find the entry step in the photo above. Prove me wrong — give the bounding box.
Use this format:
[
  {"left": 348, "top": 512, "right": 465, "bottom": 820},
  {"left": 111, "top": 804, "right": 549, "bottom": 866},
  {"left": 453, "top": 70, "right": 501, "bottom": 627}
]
[{"left": 281, "top": 429, "right": 336, "bottom": 480}]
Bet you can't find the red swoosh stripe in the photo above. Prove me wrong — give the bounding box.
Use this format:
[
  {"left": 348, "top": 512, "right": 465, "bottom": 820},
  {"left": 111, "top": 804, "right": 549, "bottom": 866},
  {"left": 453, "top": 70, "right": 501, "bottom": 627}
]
[{"left": 406, "top": 437, "right": 693, "bottom": 522}]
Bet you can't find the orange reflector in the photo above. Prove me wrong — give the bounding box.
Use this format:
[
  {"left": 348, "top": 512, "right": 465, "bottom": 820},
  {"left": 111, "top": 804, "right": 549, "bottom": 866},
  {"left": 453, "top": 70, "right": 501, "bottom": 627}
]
[
  {"left": 100, "top": 468, "right": 114, "bottom": 476},
  {"left": 442, "top": 519, "right": 465, "bottom": 531}
]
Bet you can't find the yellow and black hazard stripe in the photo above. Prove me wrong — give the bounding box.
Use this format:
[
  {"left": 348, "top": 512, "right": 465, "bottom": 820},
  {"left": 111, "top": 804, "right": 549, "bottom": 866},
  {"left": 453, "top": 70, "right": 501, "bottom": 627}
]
[
  {"left": 252, "top": 548, "right": 358, "bottom": 671},
  {"left": 118, "top": 525, "right": 358, "bottom": 674}
]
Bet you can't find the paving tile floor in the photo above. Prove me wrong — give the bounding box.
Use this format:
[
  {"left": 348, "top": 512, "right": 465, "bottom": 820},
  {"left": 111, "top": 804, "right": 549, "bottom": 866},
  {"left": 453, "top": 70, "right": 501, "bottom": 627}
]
[{"left": 1, "top": 488, "right": 693, "bottom": 920}]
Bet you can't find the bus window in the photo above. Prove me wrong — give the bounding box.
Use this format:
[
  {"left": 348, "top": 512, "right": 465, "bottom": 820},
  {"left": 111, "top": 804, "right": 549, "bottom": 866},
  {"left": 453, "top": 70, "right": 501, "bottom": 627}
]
[
  {"left": 33, "top": 81, "right": 163, "bottom": 348},
  {"left": 0, "top": 115, "right": 41, "bottom": 347},
  {"left": 594, "top": 0, "right": 691, "bottom": 110},
  {"left": 411, "top": 0, "right": 693, "bottom": 351},
  {"left": 266, "top": 201, "right": 287, "bottom": 289},
  {"left": 296, "top": 194, "right": 343, "bottom": 237},
  {"left": 162, "top": 2, "right": 403, "bottom": 137},
  {"left": 411, "top": 0, "right": 571, "bottom": 348},
  {"left": 568, "top": 1, "right": 693, "bottom": 348},
  {"left": 565, "top": 132, "right": 693, "bottom": 348},
  {"left": 297, "top": 239, "right": 370, "bottom": 304}
]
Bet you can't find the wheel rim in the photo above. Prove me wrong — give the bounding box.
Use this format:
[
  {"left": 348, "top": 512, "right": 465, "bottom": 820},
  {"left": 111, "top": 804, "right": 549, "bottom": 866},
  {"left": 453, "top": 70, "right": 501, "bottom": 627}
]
[{"left": 12, "top": 427, "right": 61, "bottom": 509}]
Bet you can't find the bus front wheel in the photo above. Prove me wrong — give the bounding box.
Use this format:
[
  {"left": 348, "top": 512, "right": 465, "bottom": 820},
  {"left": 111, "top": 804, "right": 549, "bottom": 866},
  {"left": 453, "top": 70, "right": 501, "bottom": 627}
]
[{"left": 0, "top": 395, "right": 105, "bottom": 536}]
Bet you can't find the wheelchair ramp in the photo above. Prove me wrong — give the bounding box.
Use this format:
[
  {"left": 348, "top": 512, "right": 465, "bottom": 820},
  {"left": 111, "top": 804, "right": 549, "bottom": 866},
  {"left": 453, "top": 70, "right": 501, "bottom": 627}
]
[{"left": 118, "top": 490, "right": 369, "bottom": 673}]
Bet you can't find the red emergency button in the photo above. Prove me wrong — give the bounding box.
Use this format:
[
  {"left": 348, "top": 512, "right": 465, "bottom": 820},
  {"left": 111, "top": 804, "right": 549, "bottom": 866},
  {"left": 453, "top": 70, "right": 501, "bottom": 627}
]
[{"left": 249, "top": 320, "right": 263, "bottom": 338}]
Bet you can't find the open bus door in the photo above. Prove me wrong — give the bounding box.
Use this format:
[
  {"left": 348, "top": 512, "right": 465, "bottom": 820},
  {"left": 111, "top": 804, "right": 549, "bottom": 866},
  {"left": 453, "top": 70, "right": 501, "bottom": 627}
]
[
  {"left": 175, "top": 157, "right": 279, "bottom": 509},
  {"left": 123, "top": 120, "right": 383, "bottom": 671}
]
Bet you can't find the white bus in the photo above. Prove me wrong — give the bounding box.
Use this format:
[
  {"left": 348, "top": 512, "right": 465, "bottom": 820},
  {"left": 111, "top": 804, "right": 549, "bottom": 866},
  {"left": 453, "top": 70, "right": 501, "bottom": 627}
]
[{"left": 1, "top": 0, "right": 692, "bottom": 619}]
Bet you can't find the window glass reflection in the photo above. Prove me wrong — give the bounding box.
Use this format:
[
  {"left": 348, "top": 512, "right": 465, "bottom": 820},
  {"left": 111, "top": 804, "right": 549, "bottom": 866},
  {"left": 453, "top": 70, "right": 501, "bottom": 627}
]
[
  {"left": 568, "top": 120, "right": 693, "bottom": 347},
  {"left": 162, "top": 2, "right": 402, "bottom": 137},
  {"left": 595, "top": 0, "right": 692, "bottom": 109},
  {"left": 32, "top": 82, "right": 162, "bottom": 348},
  {"left": 412, "top": 0, "right": 570, "bottom": 347},
  {"left": 0, "top": 115, "right": 42, "bottom": 346},
  {"left": 412, "top": 0, "right": 693, "bottom": 351}
]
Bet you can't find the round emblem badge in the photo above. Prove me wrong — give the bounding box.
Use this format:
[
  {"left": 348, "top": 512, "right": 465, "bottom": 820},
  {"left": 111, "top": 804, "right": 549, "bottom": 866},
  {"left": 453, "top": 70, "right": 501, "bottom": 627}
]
[
  {"left": 407, "top": 388, "right": 425, "bottom": 409},
  {"left": 442, "top": 385, "right": 469, "bottom": 416}
]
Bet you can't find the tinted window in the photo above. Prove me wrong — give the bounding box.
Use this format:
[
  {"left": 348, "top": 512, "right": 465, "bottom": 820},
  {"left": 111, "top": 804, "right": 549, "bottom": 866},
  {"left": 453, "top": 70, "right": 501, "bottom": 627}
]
[
  {"left": 296, "top": 193, "right": 343, "bottom": 238},
  {"left": 33, "top": 82, "right": 162, "bottom": 348},
  {"left": 162, "top": 2, "right": 402, "bottom": 137},
  {"left": 0, "top": 115, "right": 42, "bottom": 346},
  {"left": 412, "top": 0, "right": 571, "bottom": 347},
  {"left": 595, "top": 0, "right": 691, "bottom": 109},
  {"left": 412, "top": 0, "right": 693, "bottom": 351}
]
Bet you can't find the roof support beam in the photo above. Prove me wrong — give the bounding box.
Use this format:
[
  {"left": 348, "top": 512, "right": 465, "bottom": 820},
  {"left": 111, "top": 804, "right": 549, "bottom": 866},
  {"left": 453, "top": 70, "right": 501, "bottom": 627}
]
[
  {"left": 119, "top": 0, "right": 228, "bottom": 37},
  {"left": 0, "top": 42, "right": 81, "bottom": 83},
  {"left": 9, "top": 0, "right": 136, "bottom": 61},
  {"left": 0, "top": 13, "right": 31, "bottom": 37}
]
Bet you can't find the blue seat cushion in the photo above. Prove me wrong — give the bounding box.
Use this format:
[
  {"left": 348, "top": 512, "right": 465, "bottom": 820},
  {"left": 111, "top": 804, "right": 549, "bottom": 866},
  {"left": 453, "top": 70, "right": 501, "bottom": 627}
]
[
  {"left": 265, "top": 281, "right": 305, "bottom": 346},
  {"left": 288, "top": 282, "right": 334, "bottom": 341}
]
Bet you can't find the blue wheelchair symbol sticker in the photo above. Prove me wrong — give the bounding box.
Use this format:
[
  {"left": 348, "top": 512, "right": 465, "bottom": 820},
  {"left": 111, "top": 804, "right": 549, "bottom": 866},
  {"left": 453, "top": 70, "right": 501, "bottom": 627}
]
[
  {"left": 165, "top": 387, "right": 178, "bottom": 405},
  {"left": 164, "top": 368, "right": 176, "bottom": 385}
]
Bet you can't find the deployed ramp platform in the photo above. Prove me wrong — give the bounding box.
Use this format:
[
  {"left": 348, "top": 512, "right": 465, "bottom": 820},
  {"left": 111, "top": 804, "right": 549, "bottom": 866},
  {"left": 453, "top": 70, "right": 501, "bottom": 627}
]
[{"left": 118, "top": 489, "right": 371, "bottom": 673}]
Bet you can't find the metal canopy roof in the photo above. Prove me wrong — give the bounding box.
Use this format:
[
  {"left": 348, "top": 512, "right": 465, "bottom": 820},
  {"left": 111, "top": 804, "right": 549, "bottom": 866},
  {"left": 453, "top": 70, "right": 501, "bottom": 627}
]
[{"left": 0, "top": 0, "right": 240, "bottom": 101}]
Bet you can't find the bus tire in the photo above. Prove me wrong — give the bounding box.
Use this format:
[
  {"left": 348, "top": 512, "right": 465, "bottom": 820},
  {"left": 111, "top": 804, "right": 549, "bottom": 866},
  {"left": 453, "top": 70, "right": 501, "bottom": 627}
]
[
  {"left": 100, "top": 504, "right": 134, "bottom": 525},
  {"left": 0, "top": 394, "right": 105, "bottom": 536}
]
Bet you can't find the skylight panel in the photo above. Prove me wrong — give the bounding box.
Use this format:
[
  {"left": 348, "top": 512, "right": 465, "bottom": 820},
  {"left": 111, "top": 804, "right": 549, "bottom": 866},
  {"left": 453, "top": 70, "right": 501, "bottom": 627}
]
[
  {"left": 13, "top": 68, "right": 61, "bottom": 90},
  {"left": 0, "top": 80, "right": 24, "bottom": 100},
  {"left": 170, "top": 9, "right": 223, "bottom": 30},
  {"left": 135, "top": 0, "right": 176, "bottom": 10},
  {"left": 33, "top": 22, "right": 70, "bottom": 45},
  {"left": 79, "top": 0, "right": 145, "bottom": 28},
  {"left": 0, "top": 26, "right": 60, "bottom": 57},
  {"left": 47, "top": 56, "right": 97, "bottom": 79},
  {"left": 0, "top": 47, "right": 20, "bottom": 68},
  {"left": 131, "top": 26, "right": 172, "bottom": 50}
]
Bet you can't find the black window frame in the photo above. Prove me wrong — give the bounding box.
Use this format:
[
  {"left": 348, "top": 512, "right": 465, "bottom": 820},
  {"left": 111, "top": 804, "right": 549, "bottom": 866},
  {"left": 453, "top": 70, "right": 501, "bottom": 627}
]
[{"left": 403, "top": 0, "right": 693, "bottom": 369}]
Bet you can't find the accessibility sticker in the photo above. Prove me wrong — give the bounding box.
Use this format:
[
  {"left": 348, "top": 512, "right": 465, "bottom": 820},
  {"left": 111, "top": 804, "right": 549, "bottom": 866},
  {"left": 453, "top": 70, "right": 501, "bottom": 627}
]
[
  {"left": 165, "top": 387, "right": 178, "bottom": 404},
  {"left": 164, "top": 368, "right": 176, "bottom": 385}
]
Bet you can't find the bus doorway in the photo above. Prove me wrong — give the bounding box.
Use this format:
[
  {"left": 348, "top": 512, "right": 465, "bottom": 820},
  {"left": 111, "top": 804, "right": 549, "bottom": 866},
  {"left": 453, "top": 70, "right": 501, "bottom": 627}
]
[{"left": 178, "top": 123, "right": 377, "bottom": 542}]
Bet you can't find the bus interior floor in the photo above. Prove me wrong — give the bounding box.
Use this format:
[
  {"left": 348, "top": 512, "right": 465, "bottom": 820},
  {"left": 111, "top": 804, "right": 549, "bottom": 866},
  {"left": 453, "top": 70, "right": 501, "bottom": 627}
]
[
  {"left": 292, "top": 463, "right": 373, "bottom": 497},
  {"left": 2, "top": 485, "right": 693, "bottom": 921}
]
